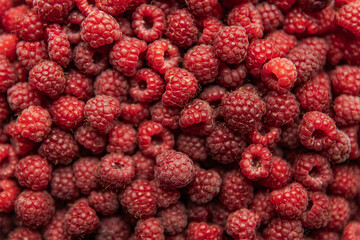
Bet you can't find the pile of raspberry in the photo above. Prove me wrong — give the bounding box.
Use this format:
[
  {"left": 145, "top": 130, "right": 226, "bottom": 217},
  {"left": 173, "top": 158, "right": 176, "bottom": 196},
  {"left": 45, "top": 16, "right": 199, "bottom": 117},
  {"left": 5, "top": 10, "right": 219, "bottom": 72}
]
[{"left": 1, "top": 0, "right": 360, "bottom": 239}]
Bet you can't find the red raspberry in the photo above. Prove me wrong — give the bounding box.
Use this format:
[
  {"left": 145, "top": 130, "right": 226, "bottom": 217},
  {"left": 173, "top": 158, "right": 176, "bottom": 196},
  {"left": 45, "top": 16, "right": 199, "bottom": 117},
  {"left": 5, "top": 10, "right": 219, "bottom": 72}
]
[
  {"left": 50, "top": 166, "right": 80, "bottom": 200},
  {"left": 0, "top": 55, "right": 15, "bottom": 94},
  {"left": 187, "top": 201, "right": 211, "bottom": 222},
  {"left": 226, "top": 208, "right": 261, "bottom": 240},
  {"left": 94, "top": 0, "right": 131, "bottom": 16},
  {"left": 299, "top": 37, "right": 329, "bottom": 67},
  {"left": 43, "top": 209, "right": 72, "bottom": 240},
  {"left": 146, "top": 39, "right": 181, "bottom": 74},
  {"left": 151, "top": 101, "right": 181, "bottom": 130},
  {"left": 256, "top": 2, "right": 284, "bottom": 33},
  {"left": 157, "top": 201, "right": 188, "bottom": 235},
  {"left": 155, "top": 150, "right": 195, "bottom": 189},
  {"left": 270, "top": 182, "right": 308, "bottom": 219},
  {"left": 16, "top": 40, "right": 48, "bottom": 71},
  {"left": 247, "top": 122, "right": 281, "bottom": 148},
  {"left": 151, "top": 180, "right": 180, "bottom": 208},
  {"left": 216, "top": 63, "right": 247, "bottom": 89},
  {"left": 33, "top": 0, "right": 75, "bottom": 23},
  {"left": 176, "top": 133, "right": 207, "bottom": 162},
  {"left": 198, "top": 16, "right": 223, "bottom": 45},
  {"left": 185, "top": 0, "right": 219, "bottom": 17},
  {"left": 198, "top": 85, "right": 227, "bottom": 106},
  {"left": 330, "top": 65, "right": 360, "bottom": 96},
  {"left": 74, "top": 123, "right": 107, "bottom": 154},
  {"left": 298, "top": 111, "right": 338, "bottom": 151},
  {"left": 213, "top": 26, "right": 249, "bottom": 65},
  {"left": 329, "top": 165, "right": 358, "bottom": 199},
  {"left": 266, "top": 30, "right": 297, "bottom": 57},
  {"left": 183, "top": 45, "right": 220, "bottom": 85},
  {"left": 73, "top": 157, "right": 100, "bottom": 195},
  {"left": 165, "top": 9, "right": 198, "bottom": 48},
  {"left": 327, "top": 196, "right": 351, "bottom": 231},
  {"left": 73, "top": 42, "right": 109, "bottom": 76},
  {"left": 249, "top": 190, "right": 275, "bottom": 225},
  {"left": 15, "top": 190, "right": 55, "bottom": 228},
  {"left": 129, "top": 68, "right": 165, "bottom": 103},
  {"left": 151, "top": 0, "right": 181, "bottom": 17},
  {"left": 138, "top": 120, "right": 175, "bottom": 157},
  {"left": 260, "top": 156, "right": 292, "bottom": 189},
  {"left": 1, "top": 5, "right": 28, "bottom": 33},
  {"left": 301, "top": 191, "right": 331, "bottom": 229},
  {"left": 209, "top": 200, "right": 232, "bottom": 227},
  {"left": 15, "top": 155, "right": 52, "bottom": 190},
  {"left": 336, "top": 2, "right": 360, "bottom": 37},
  {"left": 119, "top": 179, "right": 157, "bottom": 218},
  {"left": 262, "top": 217, "right": 304, "bottom": 240},
  {"left": 0, "top": 179, "right": 20, "bottom": 213},
  {"left": 186, "top": 222, "right": 222, "bottom": 240},
  {"left": 135, "top": 217, "right": 165, "bottom": 240},
  {"left": 344, "top": 37, "right": 360, "bottom": 66},
  {"left": 64, "top": 69, "right": 93, "bottom": 101},
  {"left": 219, "top": 169, "right": 254, "bottom": 211},
  {"left": 8, "top": 227, "right": 42, "bottom": 240},
  {"left": 0, "top": 34, "right": 18, "bottom": 61},
  {"left": 88, "top": 190, "right": 119, "bottom": 215},
  {"left": 0, "top": 0, "right": 12, "bottom": 17},
  {"left": 17, "top": 9, "right": 45, "bottom": 41},
  {"left": 333, "top": 95, "right": 360, "bottom": 127},
  {"left": 95, "top": 216, "right": 131, "bottom": 240},
  {"left": 7, "top": 82, "right": 41, "bottom": 113},
  {"left": 188, "top": 167, "right": 221, "bottom": 204},
  {"left": 293, "top": 153, "right": 333, "bottom": 191},
  {"left": 343, "top": 221, "right": 360, "bottom": 240},
  {"left": 312, "top": 230, "right": 340, "bottom": 240},
  {"left": 64, "top": 199, "right": 100, "bottom": 236},
  {"left": 162, "top": 68, "right": 198, "bottom": 107},
  {"left": 109, "top": 36, "right": 147, "bottom": 77},
  {"left": 322, "top": 129, "right": 351, "bottom": 164},
  {"left": 341, "top": 125, "right": 360, "bottom": 160},
  {"left": 120, "top": 102, "right": 151, "bottom": 126},
  {"left": 14, "top": 106, "right": 52, "bottom": 143},
  {"left": 133, "top": 151, "right": 155, "bottom": 180},
  {"left": 324, "top": 32, "right": 347, "bottom": 66},
  {"left": 94, "top": 69, "right": 128, "bottom": 103},
  {"left": 107, "top": 123, "right": 137, "bottom": 155},
  {"left": 45, "top": 24, "right": 72, "bottom": 68},
  {"left": 63, "top": 10, "right": 85, "bottom": 45}
]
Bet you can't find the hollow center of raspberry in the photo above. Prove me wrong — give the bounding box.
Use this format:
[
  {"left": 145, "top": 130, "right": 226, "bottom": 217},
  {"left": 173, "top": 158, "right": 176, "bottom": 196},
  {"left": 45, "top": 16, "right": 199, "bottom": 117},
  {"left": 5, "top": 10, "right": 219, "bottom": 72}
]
[
  {"left": 143, "top": 16, "right": 154, "bottom": 30},
  {"left": 312, "top": 129, "right": 326, "bottom": 140},
  {"left": 251, "top": 155, "right": 261, "bottom": 169},
  {"left": 138, "top": 81, "right": 147, "bottom": 90},
  {"left": 309, "top": 167, "right": 321, "bottom": 178},
  {"left": 151, "top": 134, "right": 163, "bottom": 146},
  {"left": 112, "top": 161, "right": 124, "bottom": 169}
]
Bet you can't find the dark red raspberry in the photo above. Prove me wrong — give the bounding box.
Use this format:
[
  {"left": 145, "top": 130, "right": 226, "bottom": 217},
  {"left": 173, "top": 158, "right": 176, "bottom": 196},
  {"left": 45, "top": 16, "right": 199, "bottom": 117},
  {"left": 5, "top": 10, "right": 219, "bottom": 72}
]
[
  {"left": 219, "top": 169, "right": 254, "bottom": 211},
  {"left": 151, "top": 101, "right": 181, "bottom": 130},
  {"left": 135, "top": 217, "right": 165, "bottom": 240},
  {"left": 94, "top": 69, "right": 128, "bottom": 103},
  {"left": 198, "top": 85, "right": 227, "bottom": 107},
  {"left": 344, "top": 37, "right": 360, "bottom": 66},
  {"left": 50, "top": 166, "right": 80, "bottom": 200},
  {"left": 213, "top": 26, "right": 249, "bottom": 65},
  {"left": 109, "top": 36, "right": 147, "bottom": 77},
  {"left": 293, "top": 153, "right": 333, "bottom": 191},
  {"left": 0, "top": 55, "right": 15, "bottom": 94},
  {"left": 187, "top": 201, "right": 211, "bottom": 222},
  {"left": 73, "top": 157, "right": 100, "bottom": 195},
  {"left": 329, "top": 165, "right": 358, "bottom": 199},
  {"left": 119, "top": 179, "right": 157, "bottom": 218},
  {"left": 43, "top": 209, "right": 72, "bottom": 240},
  {"left": 186, "top": 222, "right": 222, "bottom": 240},
  {"left": 33, "top": 0, "right": 75, "bottom": 23},
  {"left": 94, "top": 0, "right": 131, "bottom": 16},
  {"left": 327, "top": 196, "right": 351, "bottom": 231},
  {"left": 210, "top": 200, "right": 232, "bottom": 227},
  {"left": 64, "top": 69, "right": 93, "bottom": 101},
  {"left": 157, "top": 201, "right": 188, "bottom": 235},
  {"left": 14, "top": 106, "right": 52, "bottom": 143},
  {"left": 162, "top": 68, "right": 198, "bottom": 107},
  {"left": 183, "top": 45, "right": 220, "bottom": 85},
  {"left": 63, "top": 10, "right": 85, "bottom": 45},
  {"left": 45, "top": 24, "right": 72, "bottom": 68},
  {"left": 16, "top": 40, "right": 48, "bottom": 71},
  {"left": 341, "top": 125, "right": 360, "bottom": 160},
  {"left": 299, "top": 37, "right": 329, "bottom": 67},
  {"left": 333, "top": 95, "right": 360, "bottom": 127},
  {"left": 8, "top": 227, "right": 42, "bottom": 240},
  {"left": 15, "top": 155, "right": 52, "bottom": 190},
  {"left": 301, "top": 191, "right": 331, "bottom": 229},
  {"left": 247, "top": 122, "right": 281, "bottom": 148},
  {"left": 324, "top": 32, "right": 347, "bottom": 66},
  {"left": 129, "top": 68, "right": 165, "bottom": 103},
  {"left": 262, "top": 217, "right": 304, "bottom": 240},
  {"left": 96, "top": 153, "right": 134, "bottom": 189},
  {"left": 107, "top": 123, "right": 137, "bottom": 155},
  {"left": 198, "top": 16, "right": 223, "bottom": 45},
  {"left": 15, "top": 190, "right": 55, "bottom": 228},
  {"left": 322, "top": 129, "right": 351, "bottom": 164},
  {"left": 312, "top": 230, "right": 340, "bottom": 240},
  {"left": 266, "top": 30, "right": 297, "bottom": 57},
  {"left": 220, "top": 89, "right": 265, "bottom": 134},
  {"left": 1, "top": 5, "right": 28, "bottom": 33},
  {"left": 88, "top": 190, "right": 119, "bottom": 215},
  {"left": 95, "top": 216, "right": 131, "bottom": 240},
  {"left": 17, "top": 9, "right": 45, "bottom": 41},
  {"left": 249, "top": 190, "right": 275, "bottom": 225},
  {"left": 343, "top": 221, "right": 360, "bottom": 240},
  {"left": 0, "top": 179, "right": 20, "bottom": 213},
  {"left": 0, "top": 34, "right": 18, "bottom": 61},
  {"left": 188, "top": 167, "right": 221, "bottom": 204},
  {"left": 7, "top": 82, "right": 41, "bottom": 113},
  {"left": 133, "top": 151, "right": 155, "bottom": 180},
  {"left": 330, "top": 65, "right": 360, "bottom": 96},
  {"left": 73, "top": 42, "right": 109, "bottom": 76},
  {"left": 256, "top": 2, "right": 284, "bottom": 33},
  {"left": 74, "top": 123, "right": 107, "bottom": 154},
  {"left": 151, "top": 180, "right": 180, "bottom": 208},
  {"left": 336, "top": 2, "right": 360, "bottom": 37},
  {"left": 64, "top": 199, "right": 100, "bottom": 236},
  {"left": 84, "top": 95, "right": 120, "bottom": 134},
  {"left": 176, "top": 133, "right": 207, "bottom": 162},
  {"left": 146, "top": 38, "right": 181, "bottom": 74},
  {"left": 226, "top": 208, "right": 261, "bottom": 240},
  {"left": 284, "top": 7, "right": 318, "bottom": 36},
  {"left": 260, "top": 156, "right": 292, "bottom": 189},
  {"left": 151, "top": 0, "right": 181, "bottom": 17},
  {"left": 216, "top": 63, "right": 247, "bottom": 89},
  {"left": 120, "top": 102, "right": 151, "bottom": 126},
  {"left": 185, "top": 0, "right": 219, "bottom": 17}
]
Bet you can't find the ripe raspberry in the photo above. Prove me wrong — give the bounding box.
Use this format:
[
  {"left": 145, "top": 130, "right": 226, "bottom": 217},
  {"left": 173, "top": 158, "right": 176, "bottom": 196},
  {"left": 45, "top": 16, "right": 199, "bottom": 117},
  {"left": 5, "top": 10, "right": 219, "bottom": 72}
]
[
  {"left": 43, "top": 209, "right": 71, "bottom": 240},
  {"left": 162, "top": 68, "right": 198, "bottom": 107},
  {"left": 213, "top": 26, "right": 249, "bottom": 64},
  {"left": 186, "top": 222, "right": 223, "bottom": 240},
  {"left": 138, "top": 120, "right": 174, "bottom": 157},
  {"left": 0, "top": 34, "right": 18, "bottom": 61},
  {"left": 7, "top": 82, "right": 41, "bottom": 113},
  {"left": 327, "top": 196, "right": 351, "bottom": 231},
  {"left": 262, "top": 217, "right": 304, "bottom": 240},
  {"left": 0, "top": 0, "right": 12, "bottom": 17},
  {"left": 324, "top": 32, "right": 347, "bottom": 66},
  {"left": 15, "top": 190, "right": 55, "bottom": 228},
  {"left": 226, "top": 208, "right": 261, "bottom": 240},
  {"left": 216, "top": 63, "right": 247, "bottom": 89},
  {"left": 256, "top": 2, "right": 284, "bottom": 33},
  {"left": 198, "top": 16, "right": 223, "bottom": 45},
  {"left": 135, "top": 217, "right": 165, "bottom": 240},
  {"left": 336, "top": 2, "right": 360, "bottom": 37},
  {"left": 176, "top": 133, "right": 207, "bottom": 162},
  {"left": 95, "top": 216, "right": 131, "bottom": 240},
  {"left": 45, "top": 24, "right": 72, "bottom": 68},
  {"left": 293, "top": 153, "right": 333, "bottom": 191},
  {"left": 16, "top": 40, "right": 48, "bottom": 71},
  {"left": 344, "top": 37, "right": 360, "bottom": 66},
  {"left": 73, "top": 157, "right": 100, "bottom": 195},
  {"left": 94, "top": 69, "right": 128, "bottom": 103},
  {"left": 220, "top": 89, "right": 266, "bottom": 134},
  {"left": 133, "top": 151, "right": 155, "bottom": 180},
  {"left": 151, "top": 180, "right": 180, "bottom": 208},
  {"left": 0, "top": 179, "right": 20, "bottom": 213},
  {"left": 330, "top": 65, "right": 360, "bottom": 96},
  {"left": 8, "top": 227, "right": 42, "bottom": 240},
  {"left": 74, "top": 123, "right": 107, "bottom": 154},
  {"left": 64, "top": 69, "right": 93, "bottom": 101},
  {"left": 198, "top": 85, "right": 227, "bottom": 107},
  {"left": 188, "top": 167, "right": 221, "bottom": 204},
  {"left": 17, "top": 9, "right": 45, "bottom": 41},
  {"left": 187, "top": 201, "right": 211, "bottom": 222},
  {"left": 247, "top": 122, "right": 281, "bottom": 148},
  {"left": 50, "top": 166, "right": 80, "bottom": 200},
  {"left": 14, "top": 106, "right": 52, "bottom": 143},
  {"left": 12, "top": 60, "right": 28, "bottom": 83},
  {"left": 88, "top": 190, "right": 119, "bottom": 215},
  {"left": 33, "top": 0, "right": 74, "bottom": 23},
  {"left": 312, "top": 230, "right": 340, "bottom": 240},
  {"left": 341, "top": 125, "right": 360, "bottom": 160},
  {"left": 249, "top": 190, "right": 275, "bottom": 225},
  {"left": 322, "top": 129, "right": 351, "bottom": 164},
  {"left": 266, "top": 30, "right": 297, "bottom": 57},
  {"left": 64, "top": 199, "right": 100, "bottom": 236},
  {"left": 157, "top": 201, "right": 188, "bottom": 235},
  {"left": 219, "top": 169, "right": 254, "bottom": 211},
  {"left": 109, "top": 36, "right": 147, "bottom": 77},
  {"left": 119, "top": 179, "right": 157, "bottom": 218},
  {"left": 333, "top": 95, "right": 360, "bottom": 127},
  {"left": 0, "top": 55, "right": 15, "bottom": 94},
  {"left": 120, "top": 102, "right": 151, "bottom": 126},
  {"left": 185, "top": 0, "right": 219, "bottom": 17},
  {"left": 183, "top": 45, "right": 220, "bottom": 85},
  {"left": 299, "top": 37, "right": 329, "bottom": 67},
  {"left": 151, "top": 0, "right": 181, "bottom": 17},
  {"left": 329, "top": 165, "right": 358, "bottom": 199},
  {"left": 1, "top": 5, "right": 28, "bottom": 33},
  {"left": 301, "top": 191, "right": 331, "bottom": 229},
  {"left": 62, "top": 10, "right": 84, "bottom": 45},
  {"left": 107, "top": 123, "right": 137, "bottom": 155},
  {"left": 15, "top": 155, "right": 52, "bottom": 190},
  {"left": 343, "top": 221, "right": 360, "bottom": 240},
  {"left": 151, "top": 101, "right": 181, "bottom": 130}
]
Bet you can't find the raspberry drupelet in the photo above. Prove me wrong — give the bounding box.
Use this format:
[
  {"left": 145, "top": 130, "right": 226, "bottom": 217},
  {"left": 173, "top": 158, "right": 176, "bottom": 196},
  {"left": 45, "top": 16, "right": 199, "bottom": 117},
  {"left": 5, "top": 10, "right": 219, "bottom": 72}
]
[
  {"left": 7, "top": 82, "right": 42, "bottom": 113},
  {"left": 157, "top": 201, "right": 188, "bottom": 235},
  {"left": 301, "top": 191, "right": 331, "bottom": 229},
  {"left": 73, "top": 157, "right": 100, "bottom": 195},
  {"left": 177, "top": 133, "right": 207, "bottom": 162},
  {"left": 226, "top": 208, "right": 261, "bottom": 240},
  {"left": 0, "top": 179, "right": 20, "bottom": 213},
  {"left": 135, "top": 217, "right": 165, "bottom": 240},
  {"left": 107, "top": 123, "right": 137, "bottom": 155},
  {"left": 74, "top": 123, "right": 107, "bottom": 155},
  {"left": 50, "top": 165, "right": 80, "bottom": 201},
  {"left": 33, "top": 0, "right": 75, "bottom": 23},
  {"left": 186, "top": 222, "right": 223, "bottom": 240},
  {"left": 262, "top": 217, "right": 304, "bottom": 240}
]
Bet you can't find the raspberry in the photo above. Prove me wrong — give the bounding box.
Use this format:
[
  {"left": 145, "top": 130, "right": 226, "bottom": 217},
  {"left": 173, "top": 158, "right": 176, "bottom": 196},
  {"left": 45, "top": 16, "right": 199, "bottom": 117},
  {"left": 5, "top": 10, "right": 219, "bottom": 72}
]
[
  {"left": 96, "top": 153, "right": 135, "bottom": 189},
  {"left": 249, "top": 190, "right": 275, "bottom": 225},
  {"left": 162, "top": 68, "right": 198, "bottom": 107},
  {"left": 15, "top": 155, "right": 52, "bottom": 190},
  {"left": 138, "top": 120, "right": 175, "bottom": 157},
  {"left": 260, "top": 156, "right": 291, "bottom": 189},
  {"left": 63, "top": 10, "right": 85, "bottom": 45},
  {"left": 12, "top": 60, "right": 28, "bottom": 83},
  {"left": 269, "top": 182, "right": 308, "bottom": 219},
  {"left": 15, "top": 190, "right": 55, "bottom": 228},
  {"left": 95, "top": 216, "right": 131, "bottom": 240},
  {"left": 17, "top": 9, "right": 45, "bottom": 41},
  {"left": 329, "top": 165, "right": 358, "bottom": 199},
  {"left": 133, "top": 152, "right": 155, "bottom": 180},
  {"left": 119, "top": 179, "right": 157, "bottom": 218},
  {"left": 176, "top": 133, "right": 207, "bottom": 162},
  {"left": 94, "top": 69, "right": 128, "bottom": 103},
  {"left": 7, "top": 82, "right": 41, "bottom": 113},
  {"left": 183, "top": 45, "right": 220, "bottom": 85},
  {"left": 107, "top": 123, "right": 137, "bottom": 155},
  {"left": 341, "top": 125, "right": 360, "bottom": 160},
  {"left": 210, "top": 200, "right": 232, "bottom": 227},
  {"left": 213, "top": 26, "right": 249, "bottom": 65},
  {"left": 198, "top": 16, "right": 223, "bottom": 45},
  {"left": 74, "top": 123, "right": 107, "bottom": 154},
  {"left": 73, "top": 157, "right": 100, "bottom": 195},
  {"left": 0, "top": 34, "right": 18, "bottom": 61},
  {"left": 322, "top": 129, "right": 351, "bottom": 164},
  {"left": 225, "top": 208, "right": 261, "bottom": 240},
  {"left": 0, "top": 179, "right": 20, "bottom": 213},
  {"left": 344, "top": 37, "right": 360, "bottom": 66},
  {"left": 333, "top": 95, "right": 360, "bottom": 127},
  {"left": 312, "top": 230, "right": 340, "bottom": 240},
  {"left": 109, "top": 36, "right": 147, "bottom": 77},
  {"left": 336, "top": 2, "right": 360, "bottom": 37},
  {"left": 146, "top": 39, "right": 181, "bottom": 74},
  {"left": 216, "top": 63, "right": 247, "bottom": 89},
  {"left": 187, "top": 201, "right": 211, "bottom": 222},
  {"left": 186, "top": 222, "right": 223, "bottom": 240},
  {"left": 185, "top": 0, "right": 219, "bottom": 17},
  {"left": 16, "top": 40, "right": 48, "bottom": 71},
  {"left": 33, "top": 0, "right": 75, "bottom": 23},
  {"left": 43, "top": 209, "right": 71, "bottom": 240},
  {"left": 151, "top": 101, "right": 181, "bottom": 130},
  {"left": 293, "top": 153, "right": 333, "bottom": 191},
  {"left": 284, "top": 7, "right": 319, "bottom": 36},
  {"left": 151, "top": 180, "right": 180, "bottom": 208},
  {"left": 220, "top": 89, "right": 266, "bottom": 134},
  {"left": 299, "top": 37, "right": 329, "bottom": 67},
  {"left": 135, "top": 217, "right": 165, "bottom": 240},
  {"left": 0, "top": 0, "right": 12, "bottom": 17},
  {"left": 247, "top": 122, "right": 281, "bottom": 148},
  {"left": 14, "top": 106, "right": 52, "bottom": 143},
  {"left": 64, "top": 69, "right": 94, "bottom": 101},
  {"left": 262, "top": 217, "right": 304, "bottom": 240},
  {"left": 157, "top": 201, "right": 188, "bottom": 235},
  {"left": 219, "top": 169, "right": 254, "bottom": 211},
  {"left": 151, "top": 0, "right": 181, "bottom": 17},
  {"left": 45, "top": 24, "right": 72, "bottom": 68},
  {"left": 73, "top": 42, "right": 109, "bottom": 76},
  {"left": 330, "top": 65, "right": 360, "bottom": 96},
  {"left": 50, "top": 166, "right": 80, "bottom": 200},
  {"left": 266, "top": 30, "right": 297, "bottom": 57},
  {"left": 0, "top": 94, "right": 9, "bottom": 123},
  {"left": 256, "top": 2, "right": 284, "bottom": 33},
  {"left": 88, "top": 190, "right": 119, "bottom": 215},
  {"left": 0, "top": 55, "right": 15, "bottom": 94},
  {"left": 129, "top": 68, "right": 165, "bottom": 103},
  {"left": 1, "top": 5, "right": 28, "bottom": 33},
  {"left": 120, "top": 102, "right": 151, "bottom": 126},
  {"left": 8, "top": 227, "right": 42, "bottom": 240},
  {"left": 324, "top": 32, "right": 347, "bottom": 66},
  {"left": 198, "top": 85, "right": 227, "bottom": 107},
  {"left": 301, "top": 191, "right": 331, "bottom": 229},
  {"left": 298, "top": 111, "right": 338, "bottom": 151},
  {"left": 188, "top": 167, "right": 222, "bottom": 204},
  {"left": 343, "top": 221, "right": 360, "bottom": 240},
  {"left": 64, "top": 199, "right": 100, "bottom": 236},
  {"left": 327, "top": 196, "right": 351, "bottom": 231}
]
